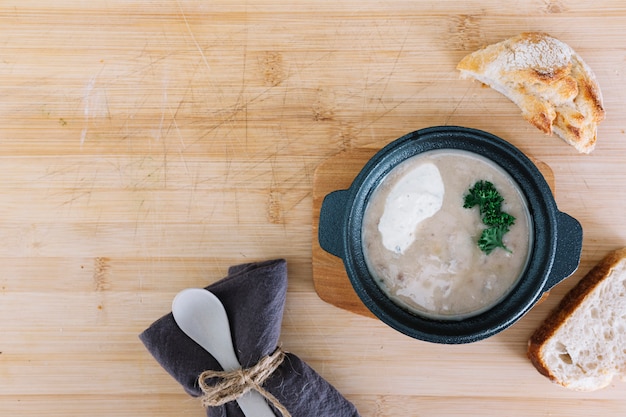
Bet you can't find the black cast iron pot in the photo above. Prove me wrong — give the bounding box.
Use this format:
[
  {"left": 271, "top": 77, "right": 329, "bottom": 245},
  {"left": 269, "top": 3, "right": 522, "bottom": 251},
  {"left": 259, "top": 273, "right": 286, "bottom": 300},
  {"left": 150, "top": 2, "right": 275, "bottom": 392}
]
[{"left": 318, "top": 126, "right": 582, "bottom": 344}]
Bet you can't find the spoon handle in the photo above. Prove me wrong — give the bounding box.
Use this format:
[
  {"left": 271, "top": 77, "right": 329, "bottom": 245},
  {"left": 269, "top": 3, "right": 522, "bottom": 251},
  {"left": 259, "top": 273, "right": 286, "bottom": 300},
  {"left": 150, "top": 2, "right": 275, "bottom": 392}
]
[
  {"left": 171, "top": 289, "right": 278, "bottom": 417},
  {"left": 237, "top": 391, "right": 277, "bottom": 417}
]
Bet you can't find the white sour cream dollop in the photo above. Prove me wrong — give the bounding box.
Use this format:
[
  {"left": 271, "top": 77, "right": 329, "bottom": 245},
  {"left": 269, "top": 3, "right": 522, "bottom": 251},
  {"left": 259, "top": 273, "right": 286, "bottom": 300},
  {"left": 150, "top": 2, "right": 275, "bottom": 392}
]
[{"left": 378, "top": 163, "right": 444, "bottom": 254}]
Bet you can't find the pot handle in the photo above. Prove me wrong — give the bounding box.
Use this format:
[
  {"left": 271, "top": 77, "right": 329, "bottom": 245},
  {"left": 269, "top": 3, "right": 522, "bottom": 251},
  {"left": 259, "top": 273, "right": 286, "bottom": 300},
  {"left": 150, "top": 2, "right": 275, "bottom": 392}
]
[
  {"left": 543, "top": 211, "right": 583, "bottom": 291},
  {"left": 318, "top": 190, "right": 349, "bottom": 258}
]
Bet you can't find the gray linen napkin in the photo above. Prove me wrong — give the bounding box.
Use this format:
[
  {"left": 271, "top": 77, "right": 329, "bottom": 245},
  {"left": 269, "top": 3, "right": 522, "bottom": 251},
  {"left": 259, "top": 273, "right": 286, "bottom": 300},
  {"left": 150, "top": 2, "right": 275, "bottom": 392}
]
[{"left": 139, "top": 259, "right": 361, "bottom": 417}]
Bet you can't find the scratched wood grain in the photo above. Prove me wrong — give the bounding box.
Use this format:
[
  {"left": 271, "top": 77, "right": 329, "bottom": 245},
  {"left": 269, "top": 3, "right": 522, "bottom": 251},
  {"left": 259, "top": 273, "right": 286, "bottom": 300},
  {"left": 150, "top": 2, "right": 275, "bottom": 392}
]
[{"left": 1, "top": 1, "right": 626, "bottom": 416}]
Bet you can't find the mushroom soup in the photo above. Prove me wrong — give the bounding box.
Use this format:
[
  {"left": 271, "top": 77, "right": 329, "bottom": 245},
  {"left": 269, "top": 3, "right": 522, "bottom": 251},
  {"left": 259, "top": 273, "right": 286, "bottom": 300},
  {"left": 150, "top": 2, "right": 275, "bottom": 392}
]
[{"left": 361, "top": 149, "right": 532, "bottom": 320}]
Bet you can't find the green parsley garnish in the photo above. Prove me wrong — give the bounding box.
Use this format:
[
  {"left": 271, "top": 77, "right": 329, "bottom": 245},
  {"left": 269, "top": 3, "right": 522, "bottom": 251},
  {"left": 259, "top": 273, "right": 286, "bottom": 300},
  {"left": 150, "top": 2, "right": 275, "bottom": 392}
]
[
  {"left": 477, "top": 225, "right": 511, "bottom": 254},
  {"left": 463, "top": 180, "right": 516, "bottom": 254}
]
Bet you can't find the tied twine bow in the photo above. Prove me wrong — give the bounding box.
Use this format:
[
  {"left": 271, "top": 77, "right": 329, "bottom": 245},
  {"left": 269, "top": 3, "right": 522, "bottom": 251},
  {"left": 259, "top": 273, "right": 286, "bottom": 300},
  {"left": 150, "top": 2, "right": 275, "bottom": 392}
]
[{"left": 198, "top": 347, "right": 291, "bottom": 417}]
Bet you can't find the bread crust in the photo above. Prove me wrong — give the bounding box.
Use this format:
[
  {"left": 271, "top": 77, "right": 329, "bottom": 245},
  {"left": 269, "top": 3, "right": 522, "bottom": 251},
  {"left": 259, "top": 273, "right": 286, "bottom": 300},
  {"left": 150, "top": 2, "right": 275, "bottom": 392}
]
[
  {"left": 527, "top": 247, "right": 626, "bottom": 386},
  {"left": 457, "top": 32, "right": 605, "bottom": 153}
]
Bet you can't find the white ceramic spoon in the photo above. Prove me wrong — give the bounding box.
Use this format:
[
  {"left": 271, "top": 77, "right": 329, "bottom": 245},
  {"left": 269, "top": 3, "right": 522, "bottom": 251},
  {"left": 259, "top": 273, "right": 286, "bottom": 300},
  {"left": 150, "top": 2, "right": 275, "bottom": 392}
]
[{"left": 172, "top": 288, "right": 276, "bottom": 417}]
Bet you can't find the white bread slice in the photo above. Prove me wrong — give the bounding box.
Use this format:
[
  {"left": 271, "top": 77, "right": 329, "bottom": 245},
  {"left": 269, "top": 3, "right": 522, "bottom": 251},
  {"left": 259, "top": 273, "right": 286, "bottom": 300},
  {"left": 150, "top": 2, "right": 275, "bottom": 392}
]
[
  {"left": 528, "top": 248, "right": 626, "bottom": 391},
  {"left": 457, "top": 32, "right": 605, "bottom": 154}
]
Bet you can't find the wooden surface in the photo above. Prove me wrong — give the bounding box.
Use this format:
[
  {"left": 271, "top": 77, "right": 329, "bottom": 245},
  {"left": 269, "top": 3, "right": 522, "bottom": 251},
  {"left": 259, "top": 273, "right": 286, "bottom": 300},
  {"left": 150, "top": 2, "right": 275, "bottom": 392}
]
[
  {"left": 2, "top": 1, "right": 626, "bottom": 416},
  {"left": 311, "top": 150, "right": 556, "bottom": 318}
]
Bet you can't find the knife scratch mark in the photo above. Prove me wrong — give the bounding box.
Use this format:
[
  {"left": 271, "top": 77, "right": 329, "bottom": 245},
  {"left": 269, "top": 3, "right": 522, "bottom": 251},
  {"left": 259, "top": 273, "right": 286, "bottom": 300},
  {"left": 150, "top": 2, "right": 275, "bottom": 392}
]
[
  {"left": 242, "top": 38, "right": 248, "bottom": 149},
  {"left": 361, "top": 85, "right": 431, "bottom": 130},
  {"left": 155, "top": 75, "right": 168, "bottom": 141},
  {"left": 80, "top": 67, "right": 107, "bottom": 147},
  {"left": 445, "top": 84, "right": 473, "bottom": 125},
  {"left": 176, "top": 0, "right": 211, "bottom": 73},
  {"left": 375, "top": 21, "right": 412, "bottom": 112},
  {"left": 80, "top": 74, "right": 98, "bottom": 146}
]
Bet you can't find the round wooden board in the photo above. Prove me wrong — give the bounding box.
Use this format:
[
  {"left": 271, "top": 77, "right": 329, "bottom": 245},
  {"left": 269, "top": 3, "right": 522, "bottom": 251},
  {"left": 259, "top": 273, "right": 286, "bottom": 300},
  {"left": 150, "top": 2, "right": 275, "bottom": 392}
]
[{"left": 311, "top": 148, "right": 555, "bottom": 318}]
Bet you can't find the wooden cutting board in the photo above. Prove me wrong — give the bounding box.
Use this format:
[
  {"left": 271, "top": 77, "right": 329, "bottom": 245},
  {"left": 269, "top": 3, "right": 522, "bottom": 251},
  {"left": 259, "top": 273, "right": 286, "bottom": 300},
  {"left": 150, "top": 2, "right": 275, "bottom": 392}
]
[
  {"left": 311, "top": 148, "right": 555, "bottom": 317},
  {"left": 7, "top": 4, "right": 626, "bottom": 416}
]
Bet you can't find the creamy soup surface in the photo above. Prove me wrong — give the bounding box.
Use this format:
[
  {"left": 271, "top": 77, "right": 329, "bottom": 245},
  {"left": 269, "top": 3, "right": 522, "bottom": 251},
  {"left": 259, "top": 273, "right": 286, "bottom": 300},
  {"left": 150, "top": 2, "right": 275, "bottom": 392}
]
[{"left": 361, "top": 150, "right": 532, "bottom": 320}]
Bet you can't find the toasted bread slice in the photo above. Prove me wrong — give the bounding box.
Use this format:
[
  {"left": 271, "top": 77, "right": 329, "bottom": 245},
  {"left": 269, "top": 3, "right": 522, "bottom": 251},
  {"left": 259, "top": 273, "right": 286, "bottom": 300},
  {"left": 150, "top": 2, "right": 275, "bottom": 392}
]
[
  {"left": 528, "top": 248, "right": 626, "bottom": 391},
  {"left": 457, "top": 32, "right": 605, "bottom": 153}
]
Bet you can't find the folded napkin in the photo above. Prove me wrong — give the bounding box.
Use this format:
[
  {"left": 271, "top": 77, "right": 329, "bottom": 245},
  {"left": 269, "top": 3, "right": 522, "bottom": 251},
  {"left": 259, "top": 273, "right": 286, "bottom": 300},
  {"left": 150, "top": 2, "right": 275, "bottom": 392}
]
[{"left": 139, "top": 259, "right": 361, "bottom": 417}]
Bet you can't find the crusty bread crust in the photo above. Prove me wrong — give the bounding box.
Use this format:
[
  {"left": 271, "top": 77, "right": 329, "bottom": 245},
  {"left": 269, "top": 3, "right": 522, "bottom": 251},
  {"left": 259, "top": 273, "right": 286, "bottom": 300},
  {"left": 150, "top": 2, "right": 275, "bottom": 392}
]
[
  {"left": 457, "top": 32, "right": 605, "bottom": 153},
  {"left": 527, "top": 247, "right": 626, "bottom": 388}
]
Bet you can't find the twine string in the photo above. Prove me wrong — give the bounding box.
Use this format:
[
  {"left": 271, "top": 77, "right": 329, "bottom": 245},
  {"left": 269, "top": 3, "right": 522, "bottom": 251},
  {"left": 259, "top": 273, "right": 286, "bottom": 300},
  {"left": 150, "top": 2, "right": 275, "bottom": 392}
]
[{"left": 198, "top": 347, "right": 291, "bottom": 417}]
